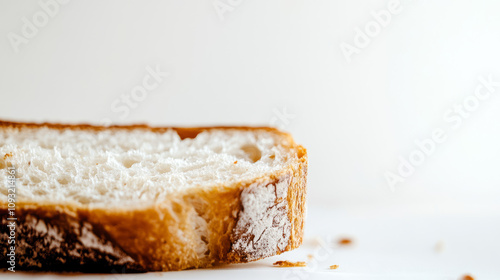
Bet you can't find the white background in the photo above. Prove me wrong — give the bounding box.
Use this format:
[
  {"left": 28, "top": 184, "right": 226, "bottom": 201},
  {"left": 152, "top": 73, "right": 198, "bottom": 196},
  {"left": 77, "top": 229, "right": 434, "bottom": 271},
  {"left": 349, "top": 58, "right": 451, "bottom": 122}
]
[{"left": 1, "top": 0, "right": 500, "bottom": 279}]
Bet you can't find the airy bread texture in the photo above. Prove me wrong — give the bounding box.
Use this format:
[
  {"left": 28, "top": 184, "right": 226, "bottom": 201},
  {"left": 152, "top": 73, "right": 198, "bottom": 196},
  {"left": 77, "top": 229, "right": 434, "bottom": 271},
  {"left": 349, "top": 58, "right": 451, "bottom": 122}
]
[
  {"left": 0, "top": 121, "right": 307, "bottom": 272},
  {"left": 0, "top": 125, "right": 293, "bottom": 206}
]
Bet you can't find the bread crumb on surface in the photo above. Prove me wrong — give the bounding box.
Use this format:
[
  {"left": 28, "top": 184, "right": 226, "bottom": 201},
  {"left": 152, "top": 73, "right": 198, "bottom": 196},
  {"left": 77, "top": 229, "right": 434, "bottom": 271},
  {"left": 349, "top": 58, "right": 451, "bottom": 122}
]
[
  {"left": 273, "top": 261, "right": 307, "bottom": 267},
  {"left": 338, "top": 238, "right": 353, "bottom": 246},
  {"left": 329, "top": 265, "right": 339, "bottom": 270},
  {"left": 307, "top": 254, "right": 314, "bottom": 260},
  {"left": 461, "top": 275, "right": 475, "bottom": 280},
  {"left": 434, "top": 240, "right": 445, "bottom": 253},
  {"left": 304, "top": 236, "right": 323, "bottom": 247}
]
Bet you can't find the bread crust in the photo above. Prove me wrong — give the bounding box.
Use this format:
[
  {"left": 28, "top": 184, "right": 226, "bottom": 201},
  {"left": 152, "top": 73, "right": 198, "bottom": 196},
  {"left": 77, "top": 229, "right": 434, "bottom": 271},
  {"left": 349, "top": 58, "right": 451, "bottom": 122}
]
[{"left": 0, "top": 120, "right": 307, "bottom": 272}]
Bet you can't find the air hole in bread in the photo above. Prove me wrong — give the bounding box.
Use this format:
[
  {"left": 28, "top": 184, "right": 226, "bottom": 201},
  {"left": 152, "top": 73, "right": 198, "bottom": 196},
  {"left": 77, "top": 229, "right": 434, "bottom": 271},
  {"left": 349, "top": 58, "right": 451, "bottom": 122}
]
[
  {"left": 212, "top": 145, "right": 223, "bottom": 154},
  {"left": 30, "top": 175, "right": 41, "bottom": 184},
  {"left": 156, "top": 163, "right": 172, "bottom": 174},
  {"left": 201, "top": 235, "right": 208, "bottom": 244},
  {"left": 175, "top": 129, "right": 202, "bottom": 140},
  {"left": 39, "top": 142, "right": 53, "bottom": 149},
  {"left": 33, "top": 188, "right": 47, "bottom": 195},
  {"left": 241, "top": 144, "right": 262, "bottom": 163},
  {"left": 96, "top": 184, "right": 108, "bottom": 195},
  {"left": 122, "top": 158, "right": 139, "bottom": 168},
  {"left": 32, "top": 160, "right": 46, "bottom": 172},
  {"left": 57, "top": 175, "right": 70, "bottom": 185}
]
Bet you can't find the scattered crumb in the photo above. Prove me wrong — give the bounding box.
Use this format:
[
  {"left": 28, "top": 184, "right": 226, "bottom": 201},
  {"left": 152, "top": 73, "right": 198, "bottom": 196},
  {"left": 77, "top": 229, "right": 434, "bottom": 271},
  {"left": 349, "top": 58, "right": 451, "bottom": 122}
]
[
  {"left": 461, "top": 275, "right": 474, "bottom": 280},
  {"left": 307, "top": 254, "right": 314, "bottom": 260},
  {"left": 305, "top": 236, "right": 323, "bottom": 247},
  {"left": 329, "top": 265, "right": 339, "bottom": 270},
  {"left": 273, "top": 261, "right": 307, "bottom": 268},
  {"left": 313, "top": 237, "right": 323, "bottom": 246},
  {"left": 435, "top": 240, "right": 445, "bottom": 253},
  {"left": 338, "top": 238, "right": 353, "bottom": 246},
  {"left": 234, "top": 161, "right": 237, "bottom": 164},
  {"left": 3, "top": 153, "right": 12, "bottom": 160}
]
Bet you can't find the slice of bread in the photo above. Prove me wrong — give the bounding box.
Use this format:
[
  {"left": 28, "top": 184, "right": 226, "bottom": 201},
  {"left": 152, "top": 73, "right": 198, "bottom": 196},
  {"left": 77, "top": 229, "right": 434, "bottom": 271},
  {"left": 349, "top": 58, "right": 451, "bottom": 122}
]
[{"left": 0, "top": 121, "right": 307, "bottom": 272}]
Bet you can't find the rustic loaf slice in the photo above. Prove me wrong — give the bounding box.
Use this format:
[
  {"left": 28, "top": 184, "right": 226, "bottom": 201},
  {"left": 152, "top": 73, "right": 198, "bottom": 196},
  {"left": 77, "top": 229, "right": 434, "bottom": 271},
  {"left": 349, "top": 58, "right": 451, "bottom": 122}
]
[{"left": 0, "top": 121, "right": 307, "bottom": 272}]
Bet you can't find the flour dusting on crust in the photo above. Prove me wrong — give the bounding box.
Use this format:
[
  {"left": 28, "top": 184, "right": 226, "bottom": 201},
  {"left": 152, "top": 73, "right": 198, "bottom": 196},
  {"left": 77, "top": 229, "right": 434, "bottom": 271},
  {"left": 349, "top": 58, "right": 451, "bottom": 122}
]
[{"left": 230, "top": 175, "right": 292, "bottom": 260}]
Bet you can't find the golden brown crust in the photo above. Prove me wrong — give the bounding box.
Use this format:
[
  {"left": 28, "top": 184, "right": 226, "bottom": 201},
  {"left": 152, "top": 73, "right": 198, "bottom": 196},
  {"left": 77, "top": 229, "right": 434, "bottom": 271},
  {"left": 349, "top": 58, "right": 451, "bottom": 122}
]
[
  {"left": 0, "top": 120, "right": 307, "bottom": 272},
  {"left": 0, "top": 120, "right": 291, "bottom": 140},
  {"left": 273, "top": 261, "right": 307, "bottom": 267}
]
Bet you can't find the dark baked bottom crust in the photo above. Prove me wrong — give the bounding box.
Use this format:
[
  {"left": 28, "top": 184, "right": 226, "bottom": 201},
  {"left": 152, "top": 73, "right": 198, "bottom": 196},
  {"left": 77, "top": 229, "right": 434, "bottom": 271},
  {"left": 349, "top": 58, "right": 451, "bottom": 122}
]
[{"left": 0, "top": 208, "right": 146, "bottom": 273}]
